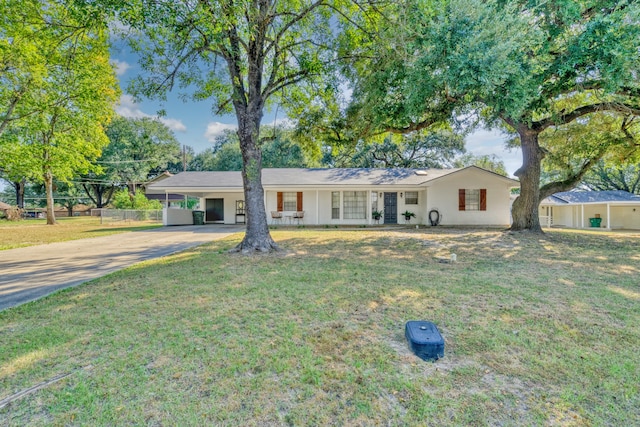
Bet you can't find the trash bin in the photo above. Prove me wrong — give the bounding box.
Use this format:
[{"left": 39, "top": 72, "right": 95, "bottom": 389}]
[
  {"left": 192, "top": 210, "right": 205, "bottom": 225},
  {"left": 589, "top": 217, "right": 602, "bottom": 227}
]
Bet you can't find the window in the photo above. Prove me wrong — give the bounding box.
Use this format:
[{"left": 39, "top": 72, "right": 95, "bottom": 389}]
[
  {"left": 458, "top": 189, "right": 487, "bottom": 211},
  {"left": 371, "top": 191, "right": 378, "bottom": 212},
  {"left": 343, "top": 191, "right": 367, "bottom": 219},
  {"left": 332, "top": 192, "right": 340, "bottom": 219},
  {"left": 277, "top": 192, "right": 303, "bottom": 211},
  {"left": 405, "top": 191, "right": 418, "bottom": 205},
  {"left": 283, "top": 192, "right": 297, "bottom": 211}
]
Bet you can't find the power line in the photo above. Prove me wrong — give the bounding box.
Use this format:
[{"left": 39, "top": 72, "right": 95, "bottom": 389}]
[{"left": 95, "top": 159, "right": 159, "bottom": 164}]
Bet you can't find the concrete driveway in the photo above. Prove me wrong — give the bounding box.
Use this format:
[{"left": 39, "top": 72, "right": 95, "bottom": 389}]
[{"left": 0, "top": 225, "right": 244, "bottom": 311}]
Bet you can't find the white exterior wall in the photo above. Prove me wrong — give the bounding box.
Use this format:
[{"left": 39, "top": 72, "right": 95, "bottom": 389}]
[
  {"left": 396, "top": 189, "right": 427, "bottom": 224},
  {"left": 539, "top": 203, "right": 640, "bottom": 230},
  {"left": 540, "top": 205, "right": 575, "bottom": 228},
  {"left": 611, "top": 206, "right": 640, "bottom": 229},
  {"left": 582, "top": 204, "right": 607, "bottom": 228},
  {"left": 199, "top": 192, "right": 245, "bottom": 225},
  {"left": 264, "top": 188, "right": 428, "bottom": 225},
  {"left": 264, "top": 190, "right": 319, "bottom": 225},
  {"left": 425, "top": 169, "right": 513, "bottom": 226},
  {"left": 163, "top": 208, "right": 194, "bottom": 226}
]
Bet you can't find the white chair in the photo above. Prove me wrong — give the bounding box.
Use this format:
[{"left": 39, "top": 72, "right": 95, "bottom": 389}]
[{"left": 271, "top": 211, "right": 282, "bottom": 224}]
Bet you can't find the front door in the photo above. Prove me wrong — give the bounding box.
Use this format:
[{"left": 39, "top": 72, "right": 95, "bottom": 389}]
[
  {"left": 206, "top": 198, "right": 224, "bottom": 222},
  {"left": 384, "top": 192, "right": 397, "bottom": 224}
]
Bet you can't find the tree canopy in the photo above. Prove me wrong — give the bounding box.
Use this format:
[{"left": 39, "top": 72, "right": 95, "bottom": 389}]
[
  {"left": 580, "top": 161, "right": 640, "bottom": 194},
  {"left": 348, "top": 0, "right": 640, "bottom": 232},
  {"left": 81, "top": 116, "right": 181, "bottom": 207},
  {"left": 0, "top": 0, "right": 120, "bottom": 224},
  {"left": 108, "top": 0, "right": 372, "bottom": 251}
]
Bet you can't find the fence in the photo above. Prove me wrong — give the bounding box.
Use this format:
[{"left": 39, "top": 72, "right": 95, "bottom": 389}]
[{"left": 91, "top": 209, "right": 162, "bottom": 224}]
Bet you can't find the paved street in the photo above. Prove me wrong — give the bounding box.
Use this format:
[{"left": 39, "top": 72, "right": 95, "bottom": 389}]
[{"left": 0, "top": 225, "right": 243, "bottom": 311}]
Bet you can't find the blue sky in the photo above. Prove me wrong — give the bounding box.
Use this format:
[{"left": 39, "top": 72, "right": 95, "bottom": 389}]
[{"left": 111, "top": 54, "right": 523, "bottom": 177}]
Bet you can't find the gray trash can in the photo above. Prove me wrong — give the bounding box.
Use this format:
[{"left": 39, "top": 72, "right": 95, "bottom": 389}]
[{"left": 192, "top": 210, "right": 205, "bottom": 225}]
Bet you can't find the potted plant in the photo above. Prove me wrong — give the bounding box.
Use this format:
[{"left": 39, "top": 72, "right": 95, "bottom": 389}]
[
  {"left": 372, "top": 209, "right": 383, "bottom": 221},
  {"left": 402, "top": 210, "right": 416, "bottom": 222}
]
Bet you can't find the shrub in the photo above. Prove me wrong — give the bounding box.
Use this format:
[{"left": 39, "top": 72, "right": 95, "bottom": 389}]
[
  {"left": 112, "top": 189, "right": 162, "bottom": 210},
  {"left": 5, "top": 207, "right": 24, "bottom": 221}
]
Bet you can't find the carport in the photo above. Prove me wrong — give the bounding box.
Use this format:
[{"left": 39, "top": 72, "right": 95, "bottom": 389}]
[{"left": 540, "top": 190, "right": 640, "bottom": 230}]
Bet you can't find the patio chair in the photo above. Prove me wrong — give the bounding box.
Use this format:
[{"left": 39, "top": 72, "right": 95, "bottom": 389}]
[
  {"left": 271, "top": 211, "right": 282, "bottom": 224},
  {"left": 293, "top": 211, "right": 304, "bottom": 225}
]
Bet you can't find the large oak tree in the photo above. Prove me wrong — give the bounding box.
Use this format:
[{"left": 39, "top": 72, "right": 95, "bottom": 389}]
[{"left": 350, "top": 0, "right": 640, "bottom": 232}]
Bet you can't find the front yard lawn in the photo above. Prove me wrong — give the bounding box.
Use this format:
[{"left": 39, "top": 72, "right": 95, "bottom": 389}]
[
  {"left": 1, "top": 228, "right": 638, "bottom": 425},
  {"left": 0, "top": 217, "right": 162, "bottom": 250}
]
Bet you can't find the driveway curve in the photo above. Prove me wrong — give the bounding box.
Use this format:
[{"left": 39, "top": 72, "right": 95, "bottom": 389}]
[{"left": 0, "top": 225, "right": 244, "bottom": 311}]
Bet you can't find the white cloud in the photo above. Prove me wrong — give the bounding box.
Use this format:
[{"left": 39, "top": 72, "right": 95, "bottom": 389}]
[
  {"left": 115, "top": 94, "right": 146, "bottom": 119},
  {"left": 111, "top": 59, "right": 131, "bottom": 76},
  {"left": 204, "top": 122, "right": 237, "bottom": 142},
  {"left": 115, "top": 94, "right": 187, "bottom": 132},
  {"left": 158, "top": 117, "right": 187, "bottom": 132}
]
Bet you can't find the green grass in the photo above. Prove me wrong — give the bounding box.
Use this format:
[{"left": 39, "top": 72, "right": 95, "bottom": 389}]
[
  {"left": 1, "top": 228, "right": 639, "bottom": 425},
  {"left": 0, "top": 217, "right": 162, "bottom": 250}
]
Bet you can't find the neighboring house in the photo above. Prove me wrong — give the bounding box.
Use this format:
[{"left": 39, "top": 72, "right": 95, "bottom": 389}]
[
  {"left": 54, "top": 204, "right": 93, "bottom": 217},
  {"left": 539, "top": 190, "right": 640, "bottom": 230},
  {"left": 147, "top": 166, "right": 518, "bottom": 227},
  {"left": 0, "top": 201, "right": 11, "bottom": 215}
]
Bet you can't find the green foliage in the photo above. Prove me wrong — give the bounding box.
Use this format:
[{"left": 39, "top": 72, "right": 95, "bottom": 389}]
[
  {"left": 107, "top": 0, "right": 357, "bottom": 249},
  {"left": 99, "top": 116, "right": 180, "bottom": 184},
  {"left": 349, "top": 0, "right": 640, "bottom": 230},
  {"left": 348, "top": 130, "right": 465, "bottom": 168},
  {"left": 581, "top": 161, "right": 640, "bottom": 194},
  {"left": 81, "top": 116, "right": 181, "bottom": 207},
  {"left": 189, "top": 129, "right": 313, "bottom": 171},
  {"left": 0, "top": 0, "right": 120, "bottom": 224},
  {"left": 111, "top": 189, "right": 162, "bottom": 210},
  {"left": 454, "top": 154, "right": 508, "bottom": 176},
  {"left": 1, "top": 0, "right": 65, "bottom": 135},
  {"left": 538, "top": 105, "right": 639, "bottom": 194}
]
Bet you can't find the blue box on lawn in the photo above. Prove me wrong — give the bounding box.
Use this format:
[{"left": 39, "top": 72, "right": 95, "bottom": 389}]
[{"left": 405, "top": 321, "right": 445, "bottom": 361}]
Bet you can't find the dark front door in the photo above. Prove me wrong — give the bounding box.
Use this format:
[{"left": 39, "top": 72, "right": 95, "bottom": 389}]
[
  {"left": 206, "top": 198, "right": 224, "bottom": 222},
  {"left": 384, "top": 192, "right": 397, "bottom": 224}
]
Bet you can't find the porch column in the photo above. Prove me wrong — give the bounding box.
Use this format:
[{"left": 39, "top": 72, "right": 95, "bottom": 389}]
[
  {"left": 581, "top": 204, "right": 584, "bottom": 228},
  {"left": 607, "top": 203, "right": 611, "bottom": 229},
  {"left": 316, "top": 190, "right": 319, "bottom": 225},
  {"left": 368, "top": 191, "right": 371, "bottom": 225},
  {"left": 165, "top": 191, "right": 169, "bottom": 207}
]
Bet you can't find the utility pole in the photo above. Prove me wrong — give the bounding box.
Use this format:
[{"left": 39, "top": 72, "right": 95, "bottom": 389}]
[{"left": 183, "top": 145, "right": 188, "bottom": 208}]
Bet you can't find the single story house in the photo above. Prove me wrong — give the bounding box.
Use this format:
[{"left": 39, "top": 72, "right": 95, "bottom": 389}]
[
  {"left": 147, "top": 166, "right": 519, "bottom": 227},
  {"left": 143, "top": 171, "right": 186, "bottom": 207},
  {"left": 539, "top": 190, "right": 640, "bottom": 230}
]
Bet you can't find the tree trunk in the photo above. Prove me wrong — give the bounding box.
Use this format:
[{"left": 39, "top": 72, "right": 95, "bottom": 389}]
[
  {"left": 84, "top": 183, "right": 115, "bottom": 208},
  {"left": 510, "top": 126, "right": 544, "bottom": 232},
  {"left": 233, "top": 104, "right": 279, "bottom": 253},
  {"left": 44, "top": 168, "right": 57, "bottom": 225},
  {"left": 13, "top": 179, "right": 25, "bottom": 208}
]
